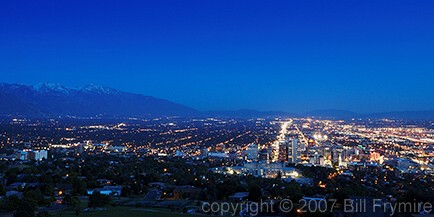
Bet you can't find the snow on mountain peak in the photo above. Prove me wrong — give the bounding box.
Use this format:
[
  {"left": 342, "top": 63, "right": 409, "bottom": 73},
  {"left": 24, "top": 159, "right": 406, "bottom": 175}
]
[
  {"left": 79, "top": 84, "right": 119, "bottom": 94},
  {"left": 33, "top": 83, "right": 70, "bottom": 93}
]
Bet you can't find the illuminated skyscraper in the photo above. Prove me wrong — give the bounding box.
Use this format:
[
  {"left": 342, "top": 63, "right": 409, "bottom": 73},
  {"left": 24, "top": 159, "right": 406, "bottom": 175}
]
[
  {"left": 288, "top": 138, "right": 299, "bottom": 163},
  {"left": 278, "top": 140, "right": 289, "bottom": 162}
]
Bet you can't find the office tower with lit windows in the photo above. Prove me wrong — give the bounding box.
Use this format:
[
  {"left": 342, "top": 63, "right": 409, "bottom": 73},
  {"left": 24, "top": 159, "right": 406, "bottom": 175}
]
[
  {"left": 245, "top": 143, "right": 259, "bottom": 161},
  {"left": 288, "top": 138, "right": 299, "bottom": 163}
]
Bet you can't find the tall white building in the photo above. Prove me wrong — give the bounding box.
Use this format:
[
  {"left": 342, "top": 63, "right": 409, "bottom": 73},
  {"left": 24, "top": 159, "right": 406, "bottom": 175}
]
[
  {"left": 289, "top": 138, "right": 299, "bottom": 163},
  {"left": 20, "top": 150, "right": 48, "bottom": 161},
  {"left": 245, "top": 143, "right": 259, "bottom": 161},
  {"left": 33, "top": 150, "right": 48, "bottom": 161},
  {"left": 19, "top": 151, "right": 29, "bottom": 160}
]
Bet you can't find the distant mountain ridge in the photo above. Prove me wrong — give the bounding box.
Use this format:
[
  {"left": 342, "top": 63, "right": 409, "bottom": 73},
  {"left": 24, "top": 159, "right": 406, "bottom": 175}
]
[
  {"left": 205, "top": 109, "right": 295, "bottom": 118},
  {"left": 0, "top": 83, "right": 198, "bottom": 117},
  {"left": 0, "top": 83, "right": 433, "bottom": 120},
  {"left": 303, "top": 109, "right": 359, "bottom": 119},
  {"left": 304, "top": 109, "right": 434, "bottom": 120}
]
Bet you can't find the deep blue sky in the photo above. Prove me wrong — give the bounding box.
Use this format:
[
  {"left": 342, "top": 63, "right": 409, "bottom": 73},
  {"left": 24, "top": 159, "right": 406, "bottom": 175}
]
[{"left": 1, "top": 0, "right": 434, "bottom": 113}]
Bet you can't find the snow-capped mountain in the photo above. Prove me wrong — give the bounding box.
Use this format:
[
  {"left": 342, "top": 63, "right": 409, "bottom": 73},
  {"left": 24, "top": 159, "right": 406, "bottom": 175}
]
[
  {"left": 0, "top": 83, "right": 197, "bottom": 117},
  {"left": 79, "top": 84, "right": 120, "bottom": 95},
  {"left": 33, "top": 82, "right": 70, "bottom": 94}
]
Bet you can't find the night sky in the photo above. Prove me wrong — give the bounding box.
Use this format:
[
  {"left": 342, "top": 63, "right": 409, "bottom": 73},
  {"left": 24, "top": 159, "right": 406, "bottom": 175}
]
[{"left": 1, "top": 0, "right": 433, "bottom": 113}]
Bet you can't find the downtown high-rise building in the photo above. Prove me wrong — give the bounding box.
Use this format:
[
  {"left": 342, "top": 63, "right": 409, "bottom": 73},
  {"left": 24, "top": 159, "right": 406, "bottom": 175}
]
[
  {"left": 278, "top": 140, "right": 289, "bottom": 162},
  {"left": 245, "top": 143, "right": 259, "bottom": 161},
  {"left": 288, "top": 138, "right": 299, "bottom": 163}
]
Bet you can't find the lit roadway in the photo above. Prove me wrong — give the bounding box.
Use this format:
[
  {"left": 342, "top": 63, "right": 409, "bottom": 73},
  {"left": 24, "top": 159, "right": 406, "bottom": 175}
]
[
  {"left": 295, "top": 124, "right": 309, "bottom": 146},
  {"left": 271, "top": 120, "right": 292, "bottom": 162}
]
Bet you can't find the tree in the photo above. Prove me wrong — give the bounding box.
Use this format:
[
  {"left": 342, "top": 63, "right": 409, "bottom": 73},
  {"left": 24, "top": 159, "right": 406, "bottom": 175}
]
[
  {"left": 88, "top": 191, "right": 111, "bottom": 208},
  {"left": 24, "top": 189, "right": 44, "bottom": 206},
  {"left": 248, "top": 184, "right": 262, "bottom": 202},
  {"left": 13, "top": 199, "right": 36, "bottom": 217},
  {"left": 36, "top": 211, "right": 50, "bottom": 217},
  {"left": 63, "top": 195, "right": 81, "bottom": 215},
  {"left": 2, "top": 196, "right": 22, "bottom": 212},
  {"left": 276, "top": 171, "right": 282, "bottom": 179},
  {"left": 71, "top": 177, "right": 87, "bottom": 195},
  {"left": 0, "top": 184, "right": 5, "bottom": 196}
]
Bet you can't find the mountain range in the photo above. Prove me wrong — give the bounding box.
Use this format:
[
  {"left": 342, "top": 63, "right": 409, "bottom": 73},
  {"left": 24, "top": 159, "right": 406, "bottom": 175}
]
[
  {"left": 0, "top": 83, "right": 433, "bottom": 120},
  {"left": 0, "top": 83, "right": 198, "bottom": 117}
]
